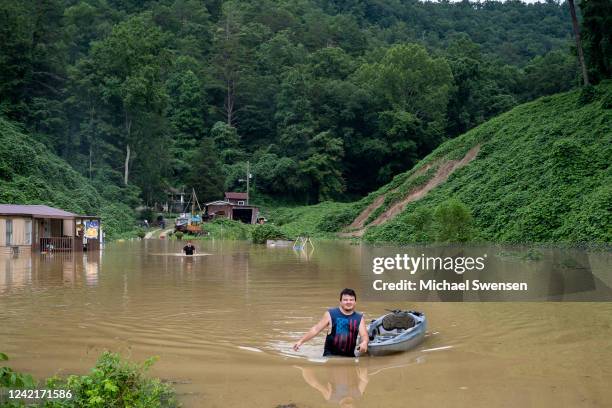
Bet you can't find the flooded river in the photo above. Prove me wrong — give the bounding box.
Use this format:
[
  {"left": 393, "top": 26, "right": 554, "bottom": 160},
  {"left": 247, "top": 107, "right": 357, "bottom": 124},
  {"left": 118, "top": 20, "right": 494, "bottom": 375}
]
[{"left": 1, "top": 240, "right": 611, "bottom": 407}]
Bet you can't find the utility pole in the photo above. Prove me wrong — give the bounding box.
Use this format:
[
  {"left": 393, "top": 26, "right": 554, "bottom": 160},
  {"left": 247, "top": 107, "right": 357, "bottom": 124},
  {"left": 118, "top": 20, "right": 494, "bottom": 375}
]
[
  {"left": 191, "top": 188, "right": 196, "bottom": 216},
  {"left": 239, "top": 162, "right": 253, "bottom": 204},
  {"left": 246, "top": 161, "right": 250, "bottom": 205}
]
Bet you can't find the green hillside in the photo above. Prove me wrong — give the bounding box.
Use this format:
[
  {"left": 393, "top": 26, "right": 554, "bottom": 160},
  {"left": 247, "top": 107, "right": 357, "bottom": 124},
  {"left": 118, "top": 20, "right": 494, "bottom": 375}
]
[
  {"left": 362, "top": 82, "right": 612, "bottom": 245},
  {"left": 270, "top": 82, "right": 612, "bottom": 245},
  {"left": 0, "top": 119, "right": 101, "bottom": 213},
  {"left": 0, "top": 118, "right": 136, "bottom": 239}
]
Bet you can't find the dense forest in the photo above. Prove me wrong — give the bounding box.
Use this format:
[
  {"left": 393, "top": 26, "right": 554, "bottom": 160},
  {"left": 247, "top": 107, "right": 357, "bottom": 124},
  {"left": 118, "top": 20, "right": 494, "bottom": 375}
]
[{"left": 0, "top": 0, "right": 610, "bottom": 210}]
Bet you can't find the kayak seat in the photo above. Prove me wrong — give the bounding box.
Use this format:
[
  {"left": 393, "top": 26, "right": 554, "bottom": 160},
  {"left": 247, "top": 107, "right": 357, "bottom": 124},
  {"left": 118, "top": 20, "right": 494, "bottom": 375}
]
[{"left": 382, "top": 313, "right": 415, "bottom": 331}]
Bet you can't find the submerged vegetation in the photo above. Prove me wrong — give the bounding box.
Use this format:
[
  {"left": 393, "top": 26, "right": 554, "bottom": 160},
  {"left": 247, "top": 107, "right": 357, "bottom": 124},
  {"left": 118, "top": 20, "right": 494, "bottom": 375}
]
[
  {"left": 251, "top": 224, "right": 287, "bottom": 244},
  {"left": 204, "top": 218, "right": 252, "bottom": 240}
]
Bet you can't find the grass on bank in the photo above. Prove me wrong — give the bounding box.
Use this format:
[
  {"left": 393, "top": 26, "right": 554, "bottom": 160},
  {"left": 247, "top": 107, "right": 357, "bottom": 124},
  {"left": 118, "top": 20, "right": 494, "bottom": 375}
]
[
  {"left": 263, "top": 201, "right": 358, "bottom": 238},
  {"left": 167, "top": 211, "right": 344, "bottom": 244},
  {"left": 166, "top": 207, "right": 355, "bottom": 243},
  {"left": 172, "top": 218, "right": 291, "bottom": 244}
]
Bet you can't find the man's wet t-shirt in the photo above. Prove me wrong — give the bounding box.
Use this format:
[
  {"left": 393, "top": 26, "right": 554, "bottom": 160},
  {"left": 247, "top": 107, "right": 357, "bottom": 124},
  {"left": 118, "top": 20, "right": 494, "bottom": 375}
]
[{"left": 324, "top": 307, "right": 362, "bottom": 357}]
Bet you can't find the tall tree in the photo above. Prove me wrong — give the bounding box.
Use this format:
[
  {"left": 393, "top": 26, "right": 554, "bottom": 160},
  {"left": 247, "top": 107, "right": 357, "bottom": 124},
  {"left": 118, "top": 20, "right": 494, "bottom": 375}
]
[
  {"left": 300, "top": 131, "right": 345, "bottom": 202},
  {"left": 210, "top": 1, "right": 247, "bottom": 126},
  {"left": 353, "top": 44, "right": 453, "bottom": 182},
  {"left": 568, "top": 0, "right": 590, "bottom": 85},
  {"left": 188, "top": 138, "right": 224, "bottom": 202},
  {"left": 0, "top": 0, "right": 69, "bottom": 150},
  {"left": 88, "top": 15, "right": 169, "bottom": 186},
  {"left": 0, "top": 1, "right": 33, "bottom": 120},
  {"left": 580, "top": 0, "right": 612, "bottom": 83}
]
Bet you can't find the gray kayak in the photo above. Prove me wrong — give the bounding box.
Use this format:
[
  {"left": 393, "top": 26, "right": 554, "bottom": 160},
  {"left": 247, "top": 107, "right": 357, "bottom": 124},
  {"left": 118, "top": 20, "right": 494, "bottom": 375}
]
[{"left": 365, "top": 310, "right": 426, "bottom": 356}]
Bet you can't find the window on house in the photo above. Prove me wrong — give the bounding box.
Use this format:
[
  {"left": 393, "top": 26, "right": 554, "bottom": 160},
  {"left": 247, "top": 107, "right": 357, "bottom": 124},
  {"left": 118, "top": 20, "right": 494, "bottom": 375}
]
[
  {"left": 25, "top": 220, "right": 32, "bottom": 245},
  {"left": 238, "top": 200, "right": 245, "bottom": 205},
  {"left": 6, "top": 219, "right": 13, "bottom": 245}
]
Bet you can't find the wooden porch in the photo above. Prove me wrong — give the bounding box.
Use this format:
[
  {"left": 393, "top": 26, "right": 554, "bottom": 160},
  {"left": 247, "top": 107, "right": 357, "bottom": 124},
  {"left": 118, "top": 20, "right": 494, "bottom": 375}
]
[
  {"left": 39, "top": 237, "right": 77, "bottom": 252},
  {"left": 32, "top": 216, "right": 101, "bottom": 253},
  {"left": 0, "top": 205, "right": 102, "bottom": 254}
]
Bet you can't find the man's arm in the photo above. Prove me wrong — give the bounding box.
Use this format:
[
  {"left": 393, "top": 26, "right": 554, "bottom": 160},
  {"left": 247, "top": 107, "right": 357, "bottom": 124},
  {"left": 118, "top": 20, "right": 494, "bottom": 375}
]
[
  {"left": 357, "top": 315, "right": 368, "bottom": 354},
  {"left": 293, "top": 311, "right": 331, "bottom": 351}
]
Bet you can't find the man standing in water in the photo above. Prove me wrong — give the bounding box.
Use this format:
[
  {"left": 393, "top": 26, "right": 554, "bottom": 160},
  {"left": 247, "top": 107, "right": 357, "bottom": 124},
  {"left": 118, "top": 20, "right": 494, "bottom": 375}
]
[
  {"left": 293, "top": 288, "right": 368, "bottom": 357},
  {"left": 182, "top": 240, "right": 196, "bottom": 256}
]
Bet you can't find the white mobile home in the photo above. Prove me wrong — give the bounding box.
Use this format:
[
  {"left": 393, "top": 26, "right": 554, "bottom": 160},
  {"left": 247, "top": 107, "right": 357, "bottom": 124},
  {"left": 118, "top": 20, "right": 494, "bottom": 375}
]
[{"left": 0, "top": 204, "right": 101, "bottom": 254}]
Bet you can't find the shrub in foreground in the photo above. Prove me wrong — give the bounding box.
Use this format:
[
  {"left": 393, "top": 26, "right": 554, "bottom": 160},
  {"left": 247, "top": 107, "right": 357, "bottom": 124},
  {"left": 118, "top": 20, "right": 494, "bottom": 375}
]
[
  {"left": 1, "top": 352, "right": 177, "bottom": 408},
  {"left": 46, "top": 352, "right": 177, "bottom": 408}
]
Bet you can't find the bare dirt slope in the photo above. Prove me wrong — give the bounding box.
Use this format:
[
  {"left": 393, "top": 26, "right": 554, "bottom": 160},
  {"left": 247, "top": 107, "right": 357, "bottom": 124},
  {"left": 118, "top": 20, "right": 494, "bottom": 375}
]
[
  {"left": 346, "top": 194, "right": 386, "bottom": 230},
  {"left": 345, "top": 145, "right": 480, "bottom": 237},
  {"left": 344, "top": 162, "right": 436, "bottom": 232}
]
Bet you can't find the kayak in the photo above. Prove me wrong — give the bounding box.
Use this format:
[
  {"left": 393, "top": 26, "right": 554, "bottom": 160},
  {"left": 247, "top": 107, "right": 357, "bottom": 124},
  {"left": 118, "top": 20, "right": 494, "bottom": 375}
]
[{"left": 365, "top": 310, "right": 426, "bottom": 356}]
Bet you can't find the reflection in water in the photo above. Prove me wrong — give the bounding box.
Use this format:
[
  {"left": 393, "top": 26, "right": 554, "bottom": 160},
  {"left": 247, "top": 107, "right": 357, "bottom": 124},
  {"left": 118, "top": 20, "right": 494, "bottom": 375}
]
[
  {"left": 294, "top": 351, "right": 428, "bottom": 407},
  {"left": 0, "top": 251, "right": 103, "bottom": 292},
  {"left": 182, "top": 256, "right": 194, "bottom": 273},
  {"left": 0, "top": 255, "right": 32, "bottom": 293},
  {"left": 296, "top": 364, "right": 368, "bottom": 407},
  {"left": 294, "top": 246, "right": 316, "bottom": 262},
  {"left": 85, "top": 252, "right": 101, "bottom": 286}
]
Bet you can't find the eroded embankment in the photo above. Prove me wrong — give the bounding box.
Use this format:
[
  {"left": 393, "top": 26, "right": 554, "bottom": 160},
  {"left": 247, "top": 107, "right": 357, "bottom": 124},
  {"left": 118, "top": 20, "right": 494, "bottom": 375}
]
[
  {"left": 343, "top": 145, "right": 480, "bottom": 237},
  {"left": 344, "top": 162, "right": 436, "bottom": 232}
]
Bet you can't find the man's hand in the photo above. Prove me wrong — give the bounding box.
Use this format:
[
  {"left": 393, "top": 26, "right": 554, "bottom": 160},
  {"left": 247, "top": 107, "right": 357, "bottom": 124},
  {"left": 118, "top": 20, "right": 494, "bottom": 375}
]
[
  {"left": 357, "top": 315, "right": 369, "bottom": 354},
  {"left": 358, "top": 339, "right": 368, "bottom": 354},
  {"left": 292, "top": 311, "right": 331, "bottom": 353}
]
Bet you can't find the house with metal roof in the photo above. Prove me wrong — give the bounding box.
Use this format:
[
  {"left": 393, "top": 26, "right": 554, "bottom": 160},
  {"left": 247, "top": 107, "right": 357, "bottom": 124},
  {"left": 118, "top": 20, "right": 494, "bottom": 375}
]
[
  {"left": 0, "top": 204, "right": 101, "bottom": 254},
  {"left": 205, "top": 192, "right": 259, "bottom": 224},
  {"left": 224, "top": 192, "right": 249, "bottom": 205}
]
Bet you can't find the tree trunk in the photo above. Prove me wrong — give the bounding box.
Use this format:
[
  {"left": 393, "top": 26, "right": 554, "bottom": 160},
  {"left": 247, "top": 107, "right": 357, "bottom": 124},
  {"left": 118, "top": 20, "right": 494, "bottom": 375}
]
[
  {"left": 124, "top": 144, "right": 130, "bottom": 185},
  {"left": 88, "top": 104, "right": 94, "bottom": 181},
  {"left": 224, "top": 12, "right": 235, "bottom": 126},
  {"left": 568, "top": 0, "right": 590, "bottom": 86},
  {"left": 226, "top": 78, "right": 234, "bottom": 126},
  {"left": 124, "top": 111, "right": 132, "bottom": 185}
]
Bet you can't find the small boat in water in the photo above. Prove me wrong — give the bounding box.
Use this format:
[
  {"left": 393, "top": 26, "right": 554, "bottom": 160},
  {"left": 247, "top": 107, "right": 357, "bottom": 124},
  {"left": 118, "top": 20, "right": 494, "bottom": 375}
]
[{"left": 365, "top": 310, "right": 426, "bottom": 356}]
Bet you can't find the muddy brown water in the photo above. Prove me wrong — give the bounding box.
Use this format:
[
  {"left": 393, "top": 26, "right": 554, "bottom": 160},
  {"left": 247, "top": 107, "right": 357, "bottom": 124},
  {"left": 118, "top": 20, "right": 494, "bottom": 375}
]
[{"left": 1, "top": 240, "right": 611, "bottom": 407}]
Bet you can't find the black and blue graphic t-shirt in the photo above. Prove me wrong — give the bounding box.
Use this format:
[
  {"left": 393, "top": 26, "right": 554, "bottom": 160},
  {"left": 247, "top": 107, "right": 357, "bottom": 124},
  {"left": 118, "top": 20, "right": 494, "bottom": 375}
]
[{"left": 323, "top": 307, "right": 362, "bottom": 357}]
